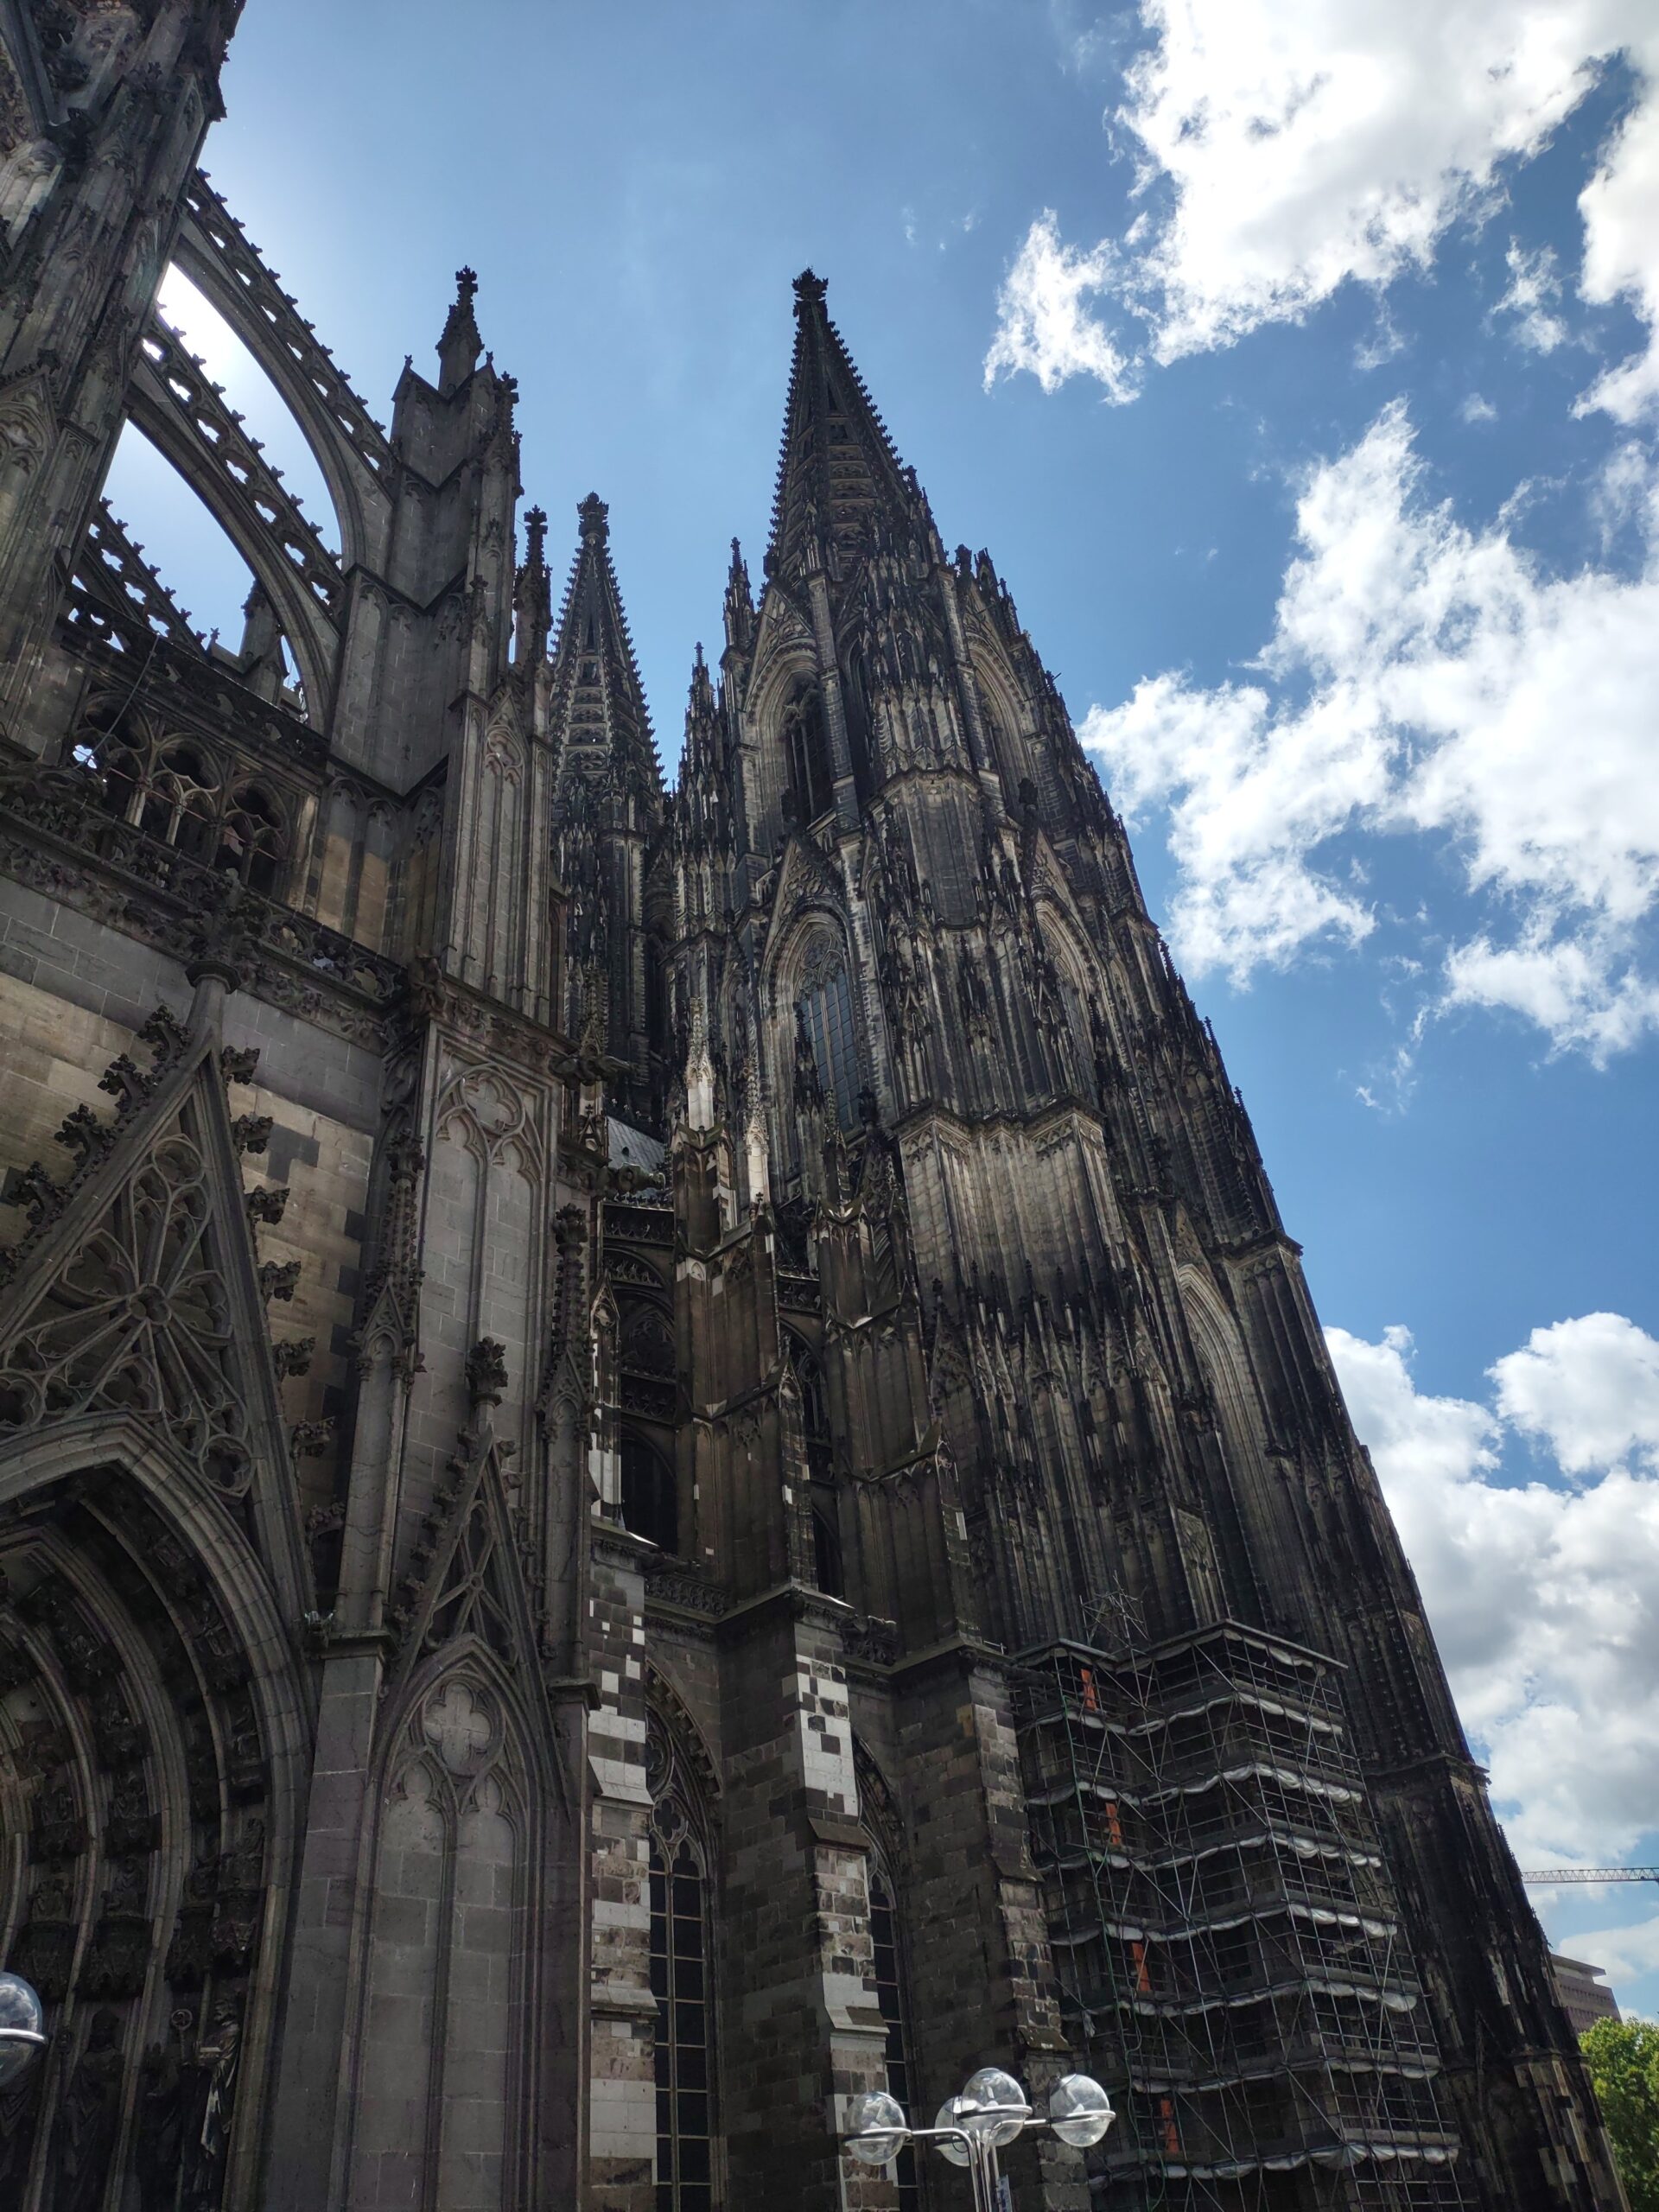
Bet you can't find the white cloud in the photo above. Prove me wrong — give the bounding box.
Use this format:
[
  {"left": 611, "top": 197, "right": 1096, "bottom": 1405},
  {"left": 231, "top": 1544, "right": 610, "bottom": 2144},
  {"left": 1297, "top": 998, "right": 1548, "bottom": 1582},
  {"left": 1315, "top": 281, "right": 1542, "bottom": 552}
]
[
  {"left": 1459, "top": 392, "right": 1499, "bottom": 423},
  {"left": 1491, "top": 1311, "right": 1659, "bottom": 1473},
  {"left": 982, "top": 211, "right": 1136, "bottom": 399},
  {"left": 1327, "top": 1318, "right": 1659, "bottom": 1889},
  {"left": 1579, "top": 70, "right": 1659, "bottom": 418},
  {"left": 993, "top": 3, "right": 1659, "bottom": 416},
  {"left": 1497, "top": 239, "right": 1569, "bottom": 353},
  {"left": 1080, "top": 405, "right": 1659, "bottom": 1057}
]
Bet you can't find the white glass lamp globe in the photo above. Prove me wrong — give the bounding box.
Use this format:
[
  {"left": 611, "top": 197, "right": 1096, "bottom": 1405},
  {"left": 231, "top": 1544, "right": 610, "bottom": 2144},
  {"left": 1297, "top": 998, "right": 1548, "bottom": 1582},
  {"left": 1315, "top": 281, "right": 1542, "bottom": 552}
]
[
  {"left": 933, "top": 2099, "right": 972, "bottom": 2166},
  {"left": 960, "top": 2066, "right": 1031, "bottom": 2149},
  {"left": 1048, "top": 2073, "right": 1116, "bottom": 2148},
  {"left": 845, "top": 2088, "right": 909, "bottom": 2166},
  {"left": 0, "top": 1972, "right": 46, "bottom": 2088}
]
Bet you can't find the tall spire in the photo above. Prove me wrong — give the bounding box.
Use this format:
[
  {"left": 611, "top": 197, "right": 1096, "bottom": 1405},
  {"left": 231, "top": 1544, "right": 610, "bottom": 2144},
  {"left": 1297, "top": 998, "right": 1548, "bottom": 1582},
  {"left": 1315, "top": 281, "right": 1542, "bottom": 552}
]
[
  {"left": 766, "top": 270, "right": 923, "bottom": 580},
  {"left": 549, "top": 493, "right": 661, "bottom": 803},
  {"left": 436, "top": 265, "right": 483, "bottom": 393}
]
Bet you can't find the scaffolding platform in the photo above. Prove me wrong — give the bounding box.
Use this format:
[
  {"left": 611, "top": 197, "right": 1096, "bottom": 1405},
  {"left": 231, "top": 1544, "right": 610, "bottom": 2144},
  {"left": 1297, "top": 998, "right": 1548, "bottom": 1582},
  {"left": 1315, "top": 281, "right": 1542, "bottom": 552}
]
[{"left": 1013, "top": 1617, "right": 1467, "bottom": 2209}]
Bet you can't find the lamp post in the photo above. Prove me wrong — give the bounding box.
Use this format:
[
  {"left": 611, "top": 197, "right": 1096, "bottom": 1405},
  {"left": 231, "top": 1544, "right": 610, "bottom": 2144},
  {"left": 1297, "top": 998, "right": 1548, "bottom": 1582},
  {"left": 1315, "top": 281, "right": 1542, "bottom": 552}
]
[
  {"left": 843, "top": 2065, "right": 1114, "bottom": 2210},
  {"left": 0, "top": 1972, "right": 47, "bottom": 2089}
]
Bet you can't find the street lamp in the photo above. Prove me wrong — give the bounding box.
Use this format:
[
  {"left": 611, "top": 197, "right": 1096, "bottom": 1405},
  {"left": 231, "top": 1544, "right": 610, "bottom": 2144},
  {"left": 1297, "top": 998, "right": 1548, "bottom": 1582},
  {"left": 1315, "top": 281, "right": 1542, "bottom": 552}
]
[
  {"left": 844, "top": 2065, "right": 1114, "bottom": 2209},
  {"left": 0, "top": 1972, "right": 46, "bottom": 2089}
]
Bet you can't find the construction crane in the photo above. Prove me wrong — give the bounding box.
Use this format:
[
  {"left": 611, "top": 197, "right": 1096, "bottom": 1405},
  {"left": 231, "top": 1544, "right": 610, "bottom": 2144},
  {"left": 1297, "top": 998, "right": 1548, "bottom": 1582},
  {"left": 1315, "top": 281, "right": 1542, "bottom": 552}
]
[{"left": 1520, "top": 1867, "right": 1659, "bottom": 1885}]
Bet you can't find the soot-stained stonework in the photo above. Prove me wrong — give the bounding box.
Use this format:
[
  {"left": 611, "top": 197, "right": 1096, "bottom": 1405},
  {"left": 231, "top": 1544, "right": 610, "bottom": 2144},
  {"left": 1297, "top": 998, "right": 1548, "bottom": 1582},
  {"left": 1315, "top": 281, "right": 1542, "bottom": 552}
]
[{"left": 0, "top": 8, "right": 1626, "bottom": 2210}]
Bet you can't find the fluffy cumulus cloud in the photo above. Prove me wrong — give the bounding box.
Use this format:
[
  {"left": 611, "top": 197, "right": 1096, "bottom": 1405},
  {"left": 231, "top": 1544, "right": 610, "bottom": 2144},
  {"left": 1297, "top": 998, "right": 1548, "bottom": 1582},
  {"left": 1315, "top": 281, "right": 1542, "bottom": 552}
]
[
  {"left": 1079, "top": 406, "right": 1659, "bottom": 1057},
  {"left": 988, "top": 0, "right": 1659, "bottom": 416},
  {"left": 1326, "top": 1316, "right": 1659, "bottom": 1883}
]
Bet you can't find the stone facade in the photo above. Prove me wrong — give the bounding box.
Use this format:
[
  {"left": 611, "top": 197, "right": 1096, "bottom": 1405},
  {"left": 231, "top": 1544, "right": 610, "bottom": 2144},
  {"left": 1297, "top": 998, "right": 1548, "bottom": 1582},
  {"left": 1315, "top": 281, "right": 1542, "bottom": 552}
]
[{"left": 0, "top": 6, "right": 1629, "bottom": 2210}]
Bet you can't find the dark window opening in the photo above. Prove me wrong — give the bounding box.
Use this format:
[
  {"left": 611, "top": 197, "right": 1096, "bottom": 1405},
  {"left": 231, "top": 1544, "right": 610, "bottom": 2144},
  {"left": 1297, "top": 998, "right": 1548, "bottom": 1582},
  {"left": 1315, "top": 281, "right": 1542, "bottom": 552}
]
[
  {"left": 652, "top": 1833, "right": 715, "bottom": 2212},
  {"left": 869, "top": 1870, "right": 921, "bottom": 2212},
  {"left": 791, "top": 1342, "right": 834, "bottom": 1483},
  {"left": 622, "top": 1436, "right": 678, "bottom": 1554},
  {"left": 842, "top": 651, "right": 875, "bottom": 807},
  {"left": 812, "top": 1505, "right": 843, "bottom": 1599},
  {"left": 782, "top": 686, "right": 833, "bottom": 825},
  {"left": 797, "top": 960, "right": 858, "bottom": 1130}
]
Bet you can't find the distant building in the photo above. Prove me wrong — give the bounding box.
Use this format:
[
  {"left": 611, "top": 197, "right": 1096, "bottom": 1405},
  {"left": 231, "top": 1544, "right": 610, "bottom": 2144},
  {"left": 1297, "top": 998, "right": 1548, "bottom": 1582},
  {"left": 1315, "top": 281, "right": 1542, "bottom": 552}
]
[{"left": 1553, "top": 1955, "right": 1624, "bottom": 2035}]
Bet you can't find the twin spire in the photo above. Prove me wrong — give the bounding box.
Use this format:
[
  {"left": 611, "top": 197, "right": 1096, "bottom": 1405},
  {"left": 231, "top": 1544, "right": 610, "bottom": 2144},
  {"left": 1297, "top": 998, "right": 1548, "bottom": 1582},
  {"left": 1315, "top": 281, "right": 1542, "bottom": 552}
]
[{"left": 506, "top": 270, "right": 918, "bottom": 768}]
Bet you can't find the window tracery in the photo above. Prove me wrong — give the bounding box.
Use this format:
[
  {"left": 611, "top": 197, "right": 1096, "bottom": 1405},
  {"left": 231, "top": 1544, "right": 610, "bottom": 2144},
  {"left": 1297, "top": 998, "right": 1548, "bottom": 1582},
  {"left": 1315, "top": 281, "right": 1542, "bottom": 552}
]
[
  {"left": 645, "top": 1709, "right": 718, "bottom": 2211},
  {"left": 794, "top": 936, "right": 859, "bottom": 1130},
  {"left": 868, "top": 1862, "right": 922, "bottom": 2212},
  {"left": 780, "top": 683, "right": 832, "bottom": 825},
  {"left": 70, "top": 708, "right": 292, "bottom": 899}
]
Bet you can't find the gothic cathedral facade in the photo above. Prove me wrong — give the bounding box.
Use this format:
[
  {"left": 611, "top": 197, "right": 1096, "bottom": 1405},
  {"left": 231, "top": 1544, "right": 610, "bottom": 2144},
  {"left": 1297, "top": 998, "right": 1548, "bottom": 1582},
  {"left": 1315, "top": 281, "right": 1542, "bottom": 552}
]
[{"left": 0, "top": 7, "right": 1628, "bottom": 2212}]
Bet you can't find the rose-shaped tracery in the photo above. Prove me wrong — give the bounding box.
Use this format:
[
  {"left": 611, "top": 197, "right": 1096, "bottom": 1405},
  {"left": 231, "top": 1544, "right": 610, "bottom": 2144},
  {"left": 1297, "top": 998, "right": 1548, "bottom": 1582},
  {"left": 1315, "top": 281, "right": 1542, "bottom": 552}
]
[{"left": 0, "top": 1124, "right": 252, "bottom": 1493}]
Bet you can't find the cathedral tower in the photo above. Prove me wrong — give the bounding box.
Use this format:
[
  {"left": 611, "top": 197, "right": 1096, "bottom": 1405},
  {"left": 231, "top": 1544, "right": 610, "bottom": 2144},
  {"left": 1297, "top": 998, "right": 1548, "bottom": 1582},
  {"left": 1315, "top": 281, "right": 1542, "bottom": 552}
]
[{"left": 0, "top": 13, "right": 1626, "bottom": 2212}]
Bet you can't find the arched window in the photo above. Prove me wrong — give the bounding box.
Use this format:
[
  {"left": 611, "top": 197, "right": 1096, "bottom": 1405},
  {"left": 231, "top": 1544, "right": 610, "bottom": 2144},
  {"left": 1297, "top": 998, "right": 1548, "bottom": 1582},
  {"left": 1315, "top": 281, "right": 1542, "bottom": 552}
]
[
  {"left": 869, "top": 1866, "right": 922, "bottom": 2212},
  {"left": 841, "top": 647, "right": 876, "bottom": 806},
  {"left": 647, "top": 1715, "right": 718, "bottom": 2212},
  {"left": 217, "top": 780, "right": 288, "bottom": 894},
  {"left": 620, "top": 1303, "right": 677, "bottom": 1378},
  {"left": 796, "top": 939, "right": 859, "bottom": 1129},
  {"left": 812, "top": 1507, "right": 843, "bottom": 1599},
  {"left": 622, "top": 1434, "right": 679, "bottom": 1554},
  {"left": 86, "top": 715, "right": 221, "bottom": 856},
  {"left": 780, "top": 684, "right": 833, "bottom": 825},
  {"left": 789, "top": 1338, "right": 833, "bottom": 1484}
]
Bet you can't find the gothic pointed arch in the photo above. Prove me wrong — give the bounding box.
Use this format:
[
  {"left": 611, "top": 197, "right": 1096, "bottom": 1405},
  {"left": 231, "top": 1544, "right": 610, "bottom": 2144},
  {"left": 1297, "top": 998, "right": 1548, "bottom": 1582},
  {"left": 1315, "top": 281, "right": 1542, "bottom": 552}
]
[
  {"left": 346, "top": 1646, "right": 552, "bottom": 2212},
  {"left": 642, "top": 1668, "right": 721, "bottom": 2212},
  {"left": 385, "top": 1344, "right": 556, "bottom": 1729},
  {"left": 0, "top": 1403, "right": 311, "bottom": 2209},
  {"left": 852, "top": 1738, "right": 922, "bottom": 2211},
  {"left": 0, "top": 991, "right": 312, "bottom": 1619}
]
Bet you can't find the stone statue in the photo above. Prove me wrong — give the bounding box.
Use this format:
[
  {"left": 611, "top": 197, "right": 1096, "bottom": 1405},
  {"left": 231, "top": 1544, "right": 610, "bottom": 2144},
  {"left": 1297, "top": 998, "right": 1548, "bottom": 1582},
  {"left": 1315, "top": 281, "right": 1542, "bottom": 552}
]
[
  {"left": 135, "top": 2010, "right": 191, "bottom": 2212},
  {"left": 50, "top": 2006, "right": 124, "bottom": 2212},
  {"left": 181, "top": 1993, "right": 242, "bottom": 2210}
]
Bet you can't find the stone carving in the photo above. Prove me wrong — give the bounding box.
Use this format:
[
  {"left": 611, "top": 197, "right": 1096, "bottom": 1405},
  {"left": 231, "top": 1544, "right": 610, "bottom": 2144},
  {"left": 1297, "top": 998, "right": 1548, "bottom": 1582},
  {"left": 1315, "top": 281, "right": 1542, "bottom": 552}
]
[
  {"left": 49, "top": 2009, "right": 124, "bottom": 2212},
  {"left": 0, "top": 1124, "right": 255, "bottom": 1492}
]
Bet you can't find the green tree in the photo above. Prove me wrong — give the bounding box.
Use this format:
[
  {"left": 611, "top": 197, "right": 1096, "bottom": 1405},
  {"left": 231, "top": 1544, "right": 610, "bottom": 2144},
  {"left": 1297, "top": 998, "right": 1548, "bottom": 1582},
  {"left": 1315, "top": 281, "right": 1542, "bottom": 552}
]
[{"left": 1583, "top": 2016, "right": 1659, "bottom": 2212}]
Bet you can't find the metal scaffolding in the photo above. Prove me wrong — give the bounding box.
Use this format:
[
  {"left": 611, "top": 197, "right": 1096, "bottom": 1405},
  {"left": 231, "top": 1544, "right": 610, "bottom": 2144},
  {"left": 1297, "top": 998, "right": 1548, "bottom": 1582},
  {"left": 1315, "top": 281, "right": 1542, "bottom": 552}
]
[{"left": 1014, "top": 1605, "right": 1468, "bottom": 2209}]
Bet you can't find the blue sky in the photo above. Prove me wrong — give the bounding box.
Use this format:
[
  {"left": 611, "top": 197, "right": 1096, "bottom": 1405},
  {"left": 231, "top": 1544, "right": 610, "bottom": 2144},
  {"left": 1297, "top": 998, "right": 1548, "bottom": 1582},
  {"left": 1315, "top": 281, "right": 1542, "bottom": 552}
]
[{"left": 111, "top": 0, "right": 1659, "bottom": 2012}]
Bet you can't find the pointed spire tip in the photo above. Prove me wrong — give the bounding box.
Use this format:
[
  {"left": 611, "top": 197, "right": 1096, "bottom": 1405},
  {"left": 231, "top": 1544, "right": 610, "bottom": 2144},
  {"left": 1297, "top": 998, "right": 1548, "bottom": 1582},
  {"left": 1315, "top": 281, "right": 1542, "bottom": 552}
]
[{"left": 793, "top": 268, "right": 827, "bottom": 313}]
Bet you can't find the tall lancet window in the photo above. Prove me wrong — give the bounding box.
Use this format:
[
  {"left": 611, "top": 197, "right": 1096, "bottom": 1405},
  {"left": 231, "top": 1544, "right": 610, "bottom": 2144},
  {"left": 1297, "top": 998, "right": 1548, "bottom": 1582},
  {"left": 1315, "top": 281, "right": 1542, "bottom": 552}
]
[
  {"left": 782, "top": 683, "right": 834, "bottom": 823},
  {"left": 647, "top": 1711, "right": 718, "bottom": 2210},
  {"left": 869, "top": 1864, "right": 922, "bottom": 2211},
  {"left": 797, "top": 937, "right": 860, "bottom": 1128}
]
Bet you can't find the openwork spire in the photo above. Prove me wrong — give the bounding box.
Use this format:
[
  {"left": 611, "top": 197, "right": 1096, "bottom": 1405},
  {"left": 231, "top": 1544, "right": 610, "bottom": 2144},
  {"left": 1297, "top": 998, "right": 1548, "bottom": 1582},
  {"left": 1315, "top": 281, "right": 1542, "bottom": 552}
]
[
  {"left": 766, "top": 270, "right": 923, "bottom": 579},
  {"left": 549, "top": 493, "right": 661, "bottom": 801}
]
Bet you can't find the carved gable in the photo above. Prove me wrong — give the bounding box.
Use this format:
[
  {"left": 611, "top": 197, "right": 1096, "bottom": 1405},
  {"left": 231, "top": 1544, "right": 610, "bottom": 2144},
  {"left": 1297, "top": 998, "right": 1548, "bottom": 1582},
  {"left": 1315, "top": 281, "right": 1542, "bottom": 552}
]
[{"left": 0, "top": 996, "right": 308, "bottom": 1600}]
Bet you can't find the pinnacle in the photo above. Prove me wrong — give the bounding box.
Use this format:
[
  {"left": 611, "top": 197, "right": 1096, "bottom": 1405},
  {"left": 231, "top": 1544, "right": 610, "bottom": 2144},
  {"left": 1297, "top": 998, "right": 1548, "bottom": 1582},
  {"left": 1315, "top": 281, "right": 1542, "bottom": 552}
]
[{"left": 436, "top": 264, "right": 484, "bottom": 393}]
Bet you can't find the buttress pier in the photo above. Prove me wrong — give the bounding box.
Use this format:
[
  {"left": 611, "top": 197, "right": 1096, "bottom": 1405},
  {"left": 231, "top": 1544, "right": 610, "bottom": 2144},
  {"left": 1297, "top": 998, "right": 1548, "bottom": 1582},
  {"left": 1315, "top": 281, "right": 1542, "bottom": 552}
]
[{"left": 0, "top": 10, "right": 1626, "bottom": 2212}]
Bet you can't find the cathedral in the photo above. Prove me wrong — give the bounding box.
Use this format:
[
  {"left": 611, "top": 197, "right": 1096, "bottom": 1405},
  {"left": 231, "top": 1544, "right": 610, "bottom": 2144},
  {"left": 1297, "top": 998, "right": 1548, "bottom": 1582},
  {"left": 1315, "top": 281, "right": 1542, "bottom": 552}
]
[{"left": 0, "top": 6, "right": 1630, "bottom": 2211}]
